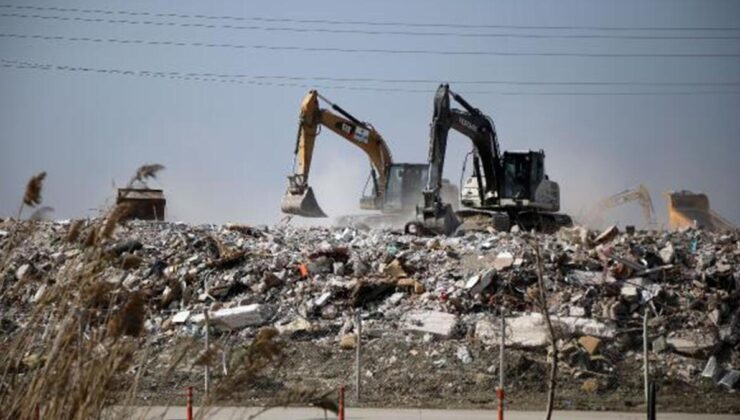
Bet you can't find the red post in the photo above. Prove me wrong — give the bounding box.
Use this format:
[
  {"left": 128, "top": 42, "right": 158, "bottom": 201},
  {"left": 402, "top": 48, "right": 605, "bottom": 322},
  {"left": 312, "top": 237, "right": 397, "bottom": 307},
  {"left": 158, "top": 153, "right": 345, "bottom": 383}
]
[
  {"left": 34, "top": 404, "right": 39, "bottom": 420},
  {"left": 496, "top": 387, "right": 505, "bottom": 420},
  {"left": 186, "top": 386, "right": 193, "bottom": 420},
  {"left": 338, "top": 385, "right": 345, "bottom": 420}
]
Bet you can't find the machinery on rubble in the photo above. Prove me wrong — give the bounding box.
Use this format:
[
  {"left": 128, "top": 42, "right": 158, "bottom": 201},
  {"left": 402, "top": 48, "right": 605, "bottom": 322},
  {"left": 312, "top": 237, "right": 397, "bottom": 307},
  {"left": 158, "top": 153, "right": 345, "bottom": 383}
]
[
  {"left": 407, "top": 84, "right": 572, "bottom": 235},
  {"left": 585, "top": 184, "right": 657, "bottom": 229},
  {"left": 665, "top": 190, "right": 736, "bottom": 232},
  {"left": 281, "top": 90, "right": 457, "bottom": 224}
]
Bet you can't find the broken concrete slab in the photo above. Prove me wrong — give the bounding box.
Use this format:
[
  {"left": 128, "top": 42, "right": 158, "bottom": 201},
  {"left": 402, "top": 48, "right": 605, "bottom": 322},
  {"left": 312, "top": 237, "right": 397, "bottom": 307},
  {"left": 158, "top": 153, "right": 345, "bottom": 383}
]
[
  {"left": 666, "top": 334, "right": 715, "bottom": 355},
  {"left": 403, "top": 310, "right": 458, "bottom": 338},
  {"left": 314, "top": 291, "right": 332, "bottom": 308},
  {"left": 718, "top": 369, "right": 740, "bottom": 390},
  {"left": 466, "top": 268, "right": 495, "bottom": 295},
  {"left": 594, "top": 225, "right": 619, "bottom": 245},
  {"left": 620, "top": 284, "right": 640, "bottom": 302},
  {"left": 659, "top": 242, "right": 675, "bottom": 264},
  {"left": 492, "top": 252, "right": 514, "bottom": 271},
  {"left": 477, "top": 313, "right": 616, "bottom": 348},
  {"left": 701, "top": 356, "right": 725, "bottom": 381},
  {"left": 171, "top": 310, "right": 191, "bottom": 324},
  {"left": 476, "top": 314, "right": 547, "bottom": 348},
  {"left": 191, "top": 304, "right": 269, "bottom": 330},
  {"left": 652, "top": 336, "right": 669, "bottom": 353},
  {"left": 276, "top": 317, "right": 311, "bottom": 335},
  {"left": 557, "top": 316, "right": 617, "bottom": 339}
]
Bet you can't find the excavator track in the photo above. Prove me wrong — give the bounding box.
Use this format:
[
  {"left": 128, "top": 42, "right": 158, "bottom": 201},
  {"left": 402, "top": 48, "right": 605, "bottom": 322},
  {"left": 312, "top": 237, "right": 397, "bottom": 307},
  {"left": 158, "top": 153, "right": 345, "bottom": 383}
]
[{"left": 513, "top": 211, "right": 573, "bottom": 234}]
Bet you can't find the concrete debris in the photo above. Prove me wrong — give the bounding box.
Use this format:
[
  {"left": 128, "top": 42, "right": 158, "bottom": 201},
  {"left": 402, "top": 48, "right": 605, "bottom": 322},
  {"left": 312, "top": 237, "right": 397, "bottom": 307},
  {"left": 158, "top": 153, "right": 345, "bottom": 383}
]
[
  {"left": 456, "top": 345, "right": 473, "bottom": 364},
  {"left": 666, "top": 333, "right": 715, "bottom": 356},
  {"left": 492, "top": 251, "right": 514, "bottom": 271},
  {"left": 701, "top": 356, "right": 724, "bottom": 381},
  {"left": 403, "top": 310, "right": 458, "bottom": 338},
  {"left": 192, "top": 304, "right": 269, "bottom": 330},
  {"left": 718, "top": 370, "right": 740, "bottom": 390},
  {"left": 30, "top": 284, "right": 46, "bottom": 303},
  {"left": 171, "top": 310, "right": 191, "bottom": 324},
  {"left": 277, "top": 317, "right": 311, "bottom": 335},
  {"left": 652, "top": 336, "right": 669, "bottom": 354},
  {"left": 477, "top": 314, "right": 615, "bottom": 349},
  {"left": 476, "top": 314, "right": 547, "bottom": 347},
  {"left": 1, "top": 219, "right": 739, "bottom": 397},
  {"left": 15, "top": 264, "right": 31, "bottom": 281},
  {"left": 465, "top": 268, "right": 495, "bottom": 295},
  {"left": 659, "top": 242, "right": 675, "bottom": 264},
  {"left": 594, "top": 225, "right": 619, "bottom": 245}
]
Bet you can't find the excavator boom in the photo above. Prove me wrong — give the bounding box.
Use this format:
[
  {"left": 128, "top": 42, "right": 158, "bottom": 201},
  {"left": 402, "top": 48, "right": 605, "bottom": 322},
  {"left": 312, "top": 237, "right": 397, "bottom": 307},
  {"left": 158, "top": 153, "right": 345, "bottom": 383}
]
[
  {"left": 281, "top": 90, "right": 393, "bottom": 218},
  {"left": 588, "top": 184, "right": 657, "bottom": 228}
]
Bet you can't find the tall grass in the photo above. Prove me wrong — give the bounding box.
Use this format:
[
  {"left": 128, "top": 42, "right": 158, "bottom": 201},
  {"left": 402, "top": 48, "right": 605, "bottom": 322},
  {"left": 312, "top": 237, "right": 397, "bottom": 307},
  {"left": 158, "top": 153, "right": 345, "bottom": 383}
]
[{"left": 0, "top": 164, "right": 293, "bottom": 420}]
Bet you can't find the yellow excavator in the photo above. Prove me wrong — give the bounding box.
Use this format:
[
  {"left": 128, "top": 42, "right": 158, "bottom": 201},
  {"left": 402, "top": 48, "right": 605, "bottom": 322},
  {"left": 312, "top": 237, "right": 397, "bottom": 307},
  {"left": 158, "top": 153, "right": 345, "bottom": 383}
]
[
  {"left": 586, "top": 184, "right": 658, "bottom": 229},
  {"left": 281, "top": 90, "right": 457, "bottom": 222}
]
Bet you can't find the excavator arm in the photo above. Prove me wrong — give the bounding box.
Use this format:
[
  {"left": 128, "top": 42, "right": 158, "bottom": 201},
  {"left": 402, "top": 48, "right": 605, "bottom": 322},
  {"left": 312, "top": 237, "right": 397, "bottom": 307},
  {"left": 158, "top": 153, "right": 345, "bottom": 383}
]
[
  {"left": 588, "top": 184, "right": 657, "bottom": 228},
  {"left": 282, "top": 90, "right": 393, "bottom": 217},
  {"left": 420, "top": 84, "right": 502, "bottom": 231}
]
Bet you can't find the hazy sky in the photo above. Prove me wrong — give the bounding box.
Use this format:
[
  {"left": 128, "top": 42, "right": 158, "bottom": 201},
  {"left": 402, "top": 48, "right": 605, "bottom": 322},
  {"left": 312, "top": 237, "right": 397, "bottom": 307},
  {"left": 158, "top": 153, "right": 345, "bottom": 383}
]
[{"left": 1, "top": 0, "right": 739, "bottom": 228}]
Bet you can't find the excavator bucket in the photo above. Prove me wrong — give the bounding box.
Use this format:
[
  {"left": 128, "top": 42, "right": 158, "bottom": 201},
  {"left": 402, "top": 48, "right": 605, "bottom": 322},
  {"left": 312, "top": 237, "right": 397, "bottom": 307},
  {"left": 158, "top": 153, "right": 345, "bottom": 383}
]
[{"left": 281, "top": 186, "right": 327, "bottom": 218}]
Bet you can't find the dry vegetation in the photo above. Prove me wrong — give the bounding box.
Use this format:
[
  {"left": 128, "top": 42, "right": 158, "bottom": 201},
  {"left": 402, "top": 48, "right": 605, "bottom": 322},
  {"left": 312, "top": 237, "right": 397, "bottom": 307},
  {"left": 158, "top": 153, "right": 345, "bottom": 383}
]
[{"left": 0, "top": 166, "right": 289, "bottom": 420}]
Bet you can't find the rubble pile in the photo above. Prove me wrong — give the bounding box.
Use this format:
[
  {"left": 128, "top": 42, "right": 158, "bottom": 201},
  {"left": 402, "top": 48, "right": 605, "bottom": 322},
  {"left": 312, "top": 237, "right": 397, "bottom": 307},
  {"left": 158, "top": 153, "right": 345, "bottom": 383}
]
[{"left": 1, "top": 219, "right": 738, "bottom": 408}]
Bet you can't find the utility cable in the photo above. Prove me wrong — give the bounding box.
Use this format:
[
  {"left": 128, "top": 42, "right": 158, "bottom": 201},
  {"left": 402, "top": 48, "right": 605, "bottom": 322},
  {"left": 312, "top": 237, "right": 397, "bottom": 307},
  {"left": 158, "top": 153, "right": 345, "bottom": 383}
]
[
  {"left": 2, "top": 12, "right": 740, "bottom": 40},
  {"left": 1, "top": 4, "right": 739, "bottom": 32},
  {"left": 1, "top": 32, "right": 739, "bottom": 58},
  {"left": 2, "top": 58, "right": 740, "bottom": 96}
]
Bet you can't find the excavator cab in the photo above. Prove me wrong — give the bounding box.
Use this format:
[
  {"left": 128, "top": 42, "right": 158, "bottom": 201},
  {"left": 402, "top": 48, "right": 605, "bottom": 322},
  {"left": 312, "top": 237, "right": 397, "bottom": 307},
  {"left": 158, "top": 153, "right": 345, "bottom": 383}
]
[
  {"left": 382, "top": 164, "right": 429, "bottom": 213},
  {"left": 461, "top": 149, "right": 557, "bottom": 211},
  {"left": 501, "top": 151, "right": 544, "bottom": 201}
]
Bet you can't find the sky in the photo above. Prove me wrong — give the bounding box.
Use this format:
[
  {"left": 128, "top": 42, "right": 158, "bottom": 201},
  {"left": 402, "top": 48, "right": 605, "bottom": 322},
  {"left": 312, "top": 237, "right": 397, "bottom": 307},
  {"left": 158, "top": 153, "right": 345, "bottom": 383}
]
[{"left": 1, "top": 0, "right": 739, "bottom": 228}]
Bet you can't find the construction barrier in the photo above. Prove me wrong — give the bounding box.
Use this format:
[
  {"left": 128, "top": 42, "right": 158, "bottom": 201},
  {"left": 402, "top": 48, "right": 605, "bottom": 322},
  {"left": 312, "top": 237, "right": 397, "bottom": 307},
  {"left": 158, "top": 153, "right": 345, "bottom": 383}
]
[
  {"left": 338, "top": 385, "right": 345, "bottom": 420},
  {"left": 186, "top": 386, "right": 193, "bottom": 420}
]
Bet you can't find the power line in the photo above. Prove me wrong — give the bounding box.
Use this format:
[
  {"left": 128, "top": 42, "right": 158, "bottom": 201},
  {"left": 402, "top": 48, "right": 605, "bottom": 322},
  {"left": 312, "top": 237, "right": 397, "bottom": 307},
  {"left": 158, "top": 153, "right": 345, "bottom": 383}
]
[
  {"left": 242, "top": 75, "right": 740, "bottom": 88},
  {"left": 4, "top": 57, "right": 736, "bottom": 87},
  {"left": 2, "top": 32, "right": 739, "bottom": 58},
  {"left": 2, "top": 58, "right": 740, "bottom": 96},
  {"left": 1, "top": 4, "right": 739, "bottom": 32},
  {"left": 3, "top": 12, "right": 740, "bottom": 41},
  {"left": 4, "top": 58, "right": 735, "bottom": 88}
]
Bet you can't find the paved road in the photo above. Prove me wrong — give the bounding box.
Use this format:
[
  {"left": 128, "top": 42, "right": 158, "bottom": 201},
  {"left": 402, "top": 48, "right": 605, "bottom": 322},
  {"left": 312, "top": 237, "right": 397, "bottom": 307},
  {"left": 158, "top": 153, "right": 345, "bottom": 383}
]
[{"left": 109, "top": 406, "right": 739, "bottom": 420}]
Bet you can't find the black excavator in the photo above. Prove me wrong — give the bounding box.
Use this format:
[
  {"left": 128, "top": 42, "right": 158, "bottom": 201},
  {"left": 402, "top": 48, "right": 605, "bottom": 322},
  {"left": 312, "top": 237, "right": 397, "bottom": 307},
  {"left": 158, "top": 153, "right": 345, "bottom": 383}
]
[{"left": 407, "top": 84, "right": 572, "bottom": 235}]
